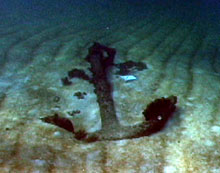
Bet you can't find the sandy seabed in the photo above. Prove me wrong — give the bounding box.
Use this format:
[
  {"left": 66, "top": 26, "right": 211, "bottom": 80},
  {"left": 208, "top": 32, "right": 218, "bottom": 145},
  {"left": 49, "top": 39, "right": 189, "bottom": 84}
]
[{"left": 0, "top": 3, "right": 220, "bottom": 172}]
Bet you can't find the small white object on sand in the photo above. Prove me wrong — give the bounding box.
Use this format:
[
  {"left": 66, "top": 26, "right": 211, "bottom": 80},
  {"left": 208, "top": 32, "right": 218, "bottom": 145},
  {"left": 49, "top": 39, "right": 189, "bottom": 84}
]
[{"left": 120, "top": 75, "right": 137, "bottom": 82}]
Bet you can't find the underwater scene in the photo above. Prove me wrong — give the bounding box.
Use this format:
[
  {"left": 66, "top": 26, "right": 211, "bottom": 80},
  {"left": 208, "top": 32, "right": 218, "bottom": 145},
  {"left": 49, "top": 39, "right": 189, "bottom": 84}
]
[{"left": 0, "top": 0, "right": 220, "bottom": 172}]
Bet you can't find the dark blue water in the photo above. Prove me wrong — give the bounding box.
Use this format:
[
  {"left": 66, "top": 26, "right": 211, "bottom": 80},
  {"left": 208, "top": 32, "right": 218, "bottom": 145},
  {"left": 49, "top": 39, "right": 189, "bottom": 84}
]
[{"left": 0, "top": 0, "right": 219, "bottom": 26}]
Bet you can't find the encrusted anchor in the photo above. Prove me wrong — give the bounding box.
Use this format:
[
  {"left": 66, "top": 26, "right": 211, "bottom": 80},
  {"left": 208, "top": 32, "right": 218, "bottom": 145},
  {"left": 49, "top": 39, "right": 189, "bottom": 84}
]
[{"left": 42, "top": 42, "right": 177, "bottom": 142}]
